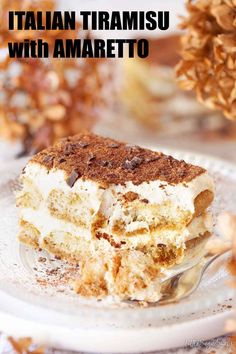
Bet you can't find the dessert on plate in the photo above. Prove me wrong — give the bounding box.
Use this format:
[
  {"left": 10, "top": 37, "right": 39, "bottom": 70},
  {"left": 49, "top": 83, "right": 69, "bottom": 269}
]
[{"left": 16, "top": 133, "right": 214, "bottom": 301}]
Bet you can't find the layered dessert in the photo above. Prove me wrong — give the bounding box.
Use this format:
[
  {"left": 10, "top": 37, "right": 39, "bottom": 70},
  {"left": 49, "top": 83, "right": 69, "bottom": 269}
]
[{"left": 16, "top": 133, "right": 214, "bottom": 301}]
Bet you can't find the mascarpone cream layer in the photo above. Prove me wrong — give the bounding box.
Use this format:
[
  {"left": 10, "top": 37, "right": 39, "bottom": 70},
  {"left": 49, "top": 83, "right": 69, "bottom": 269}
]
[
  {"left": 19, "top": 206, "right": 212, "bottom": 248},
  {"left": 23, "top": 161, "right": 214, "bottom": 213},
  {"left": 18, "top": 162, "right": 214, "bottom": 248}
]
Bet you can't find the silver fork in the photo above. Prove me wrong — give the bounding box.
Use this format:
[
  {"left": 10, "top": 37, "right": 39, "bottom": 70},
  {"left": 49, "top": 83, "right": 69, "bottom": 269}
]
[{"left": 158, "top": 249, "right": 231, "bottom": 305}]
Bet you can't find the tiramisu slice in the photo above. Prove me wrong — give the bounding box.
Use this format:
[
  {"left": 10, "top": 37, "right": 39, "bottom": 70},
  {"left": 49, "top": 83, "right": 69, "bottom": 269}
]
[{"left": 16, "top": 133, "right": 214, "bottom": 301}]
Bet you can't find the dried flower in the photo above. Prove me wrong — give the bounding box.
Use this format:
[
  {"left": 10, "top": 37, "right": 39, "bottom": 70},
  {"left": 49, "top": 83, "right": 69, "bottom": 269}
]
[
  {"left": 176, "top": 0, "right": 236, "bottom": 120},
  {"left": 6, "top": 336, "right": 45, "bottom": 353},
  {"left": 211, "top": 213, "right": 236, "bottom": 336},
  {"left": 0, "top": 0, "right": 113, "bottom": 152}
]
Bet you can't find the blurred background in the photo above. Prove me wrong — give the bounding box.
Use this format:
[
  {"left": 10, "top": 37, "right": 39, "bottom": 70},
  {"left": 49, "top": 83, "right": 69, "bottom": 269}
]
[
  {"left": 0, "top": 1, "right": 236, "bottom": 353},
  {"left": 1, "top": 0, "right": 236, "bottom": 163}
]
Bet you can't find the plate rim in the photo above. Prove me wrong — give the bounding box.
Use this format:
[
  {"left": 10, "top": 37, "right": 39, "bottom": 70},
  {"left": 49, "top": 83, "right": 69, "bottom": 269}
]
[{"left": 0, "top": 301, "right": 233, "bottom": 353}]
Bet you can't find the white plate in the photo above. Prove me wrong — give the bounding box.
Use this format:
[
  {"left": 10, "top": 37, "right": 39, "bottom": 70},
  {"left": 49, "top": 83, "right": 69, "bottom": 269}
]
[{"left": 0, "top": 149, "right": 235, "bottom": 353}]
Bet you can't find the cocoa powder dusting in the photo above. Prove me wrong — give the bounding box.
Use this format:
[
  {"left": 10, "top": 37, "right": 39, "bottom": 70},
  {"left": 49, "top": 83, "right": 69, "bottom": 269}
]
[{"left": 31, "top": 132, "right": 205, "bottom": 186}]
